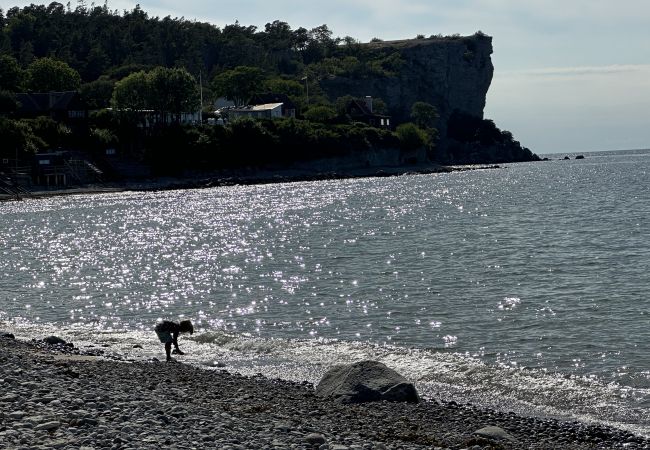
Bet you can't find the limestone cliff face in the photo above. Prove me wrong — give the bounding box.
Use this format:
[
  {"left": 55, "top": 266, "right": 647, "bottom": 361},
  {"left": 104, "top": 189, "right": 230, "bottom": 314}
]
[{"left": 321, "top": 33, "right": 494, "bottom": 133}]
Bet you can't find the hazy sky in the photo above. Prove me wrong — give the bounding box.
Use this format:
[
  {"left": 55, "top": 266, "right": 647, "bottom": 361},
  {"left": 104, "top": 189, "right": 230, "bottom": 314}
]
[{"left": 3, "top": 0, "right": 649, "bottom": 153}]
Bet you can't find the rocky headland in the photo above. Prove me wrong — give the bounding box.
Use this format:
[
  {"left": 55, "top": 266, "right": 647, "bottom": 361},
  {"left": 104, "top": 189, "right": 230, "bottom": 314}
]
[{"left": 1, "top": 333, "right": 647, "bottom": 450}]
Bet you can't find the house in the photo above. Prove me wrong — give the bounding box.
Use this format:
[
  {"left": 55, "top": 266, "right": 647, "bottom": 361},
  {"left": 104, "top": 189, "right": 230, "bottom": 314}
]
[
  {"left": 346, "top": 96, "right": 391, "bottom": 129},
  {"left": 15, "top": 91, "right": 88, "bottom": 123},
  {"left": 250, "top": 93, "right": 297, "bottom": 118},
  {"left": 228, "top": 103, "right": 284, "bottom": 120},
  {"left": 106, "top": 108, "right": 201, "bottom": 127}
]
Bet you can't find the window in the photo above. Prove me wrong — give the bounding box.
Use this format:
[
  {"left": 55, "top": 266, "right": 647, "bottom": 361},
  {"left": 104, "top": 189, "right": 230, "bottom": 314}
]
[
  {"left": 39, "top": 159, "right": 51, "bottom": 165},
  {"left": 68, "top": 110, "right": 85, "bottom": 119}
]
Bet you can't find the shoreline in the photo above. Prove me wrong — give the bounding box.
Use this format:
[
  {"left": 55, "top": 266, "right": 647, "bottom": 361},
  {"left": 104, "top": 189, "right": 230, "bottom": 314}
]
[
  {"left": 0, "top": 163, "right": 500, "bottom": 202},
  {"left": 1, "top": 334, "right": 647, "bottom": 449}
]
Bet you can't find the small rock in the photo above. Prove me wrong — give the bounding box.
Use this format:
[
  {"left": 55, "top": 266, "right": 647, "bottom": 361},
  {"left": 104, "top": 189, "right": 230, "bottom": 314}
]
[
  {"left": 473, "top": 425, "right": 517, "bottom": 442},
  {"left": 133, "top": 344, "right": 143, "bottom": 349},
  {"left": 0, "top": 394, "right": 19, "bottom": 402},
  {"left": 305, "top": 432, "right": 326, "bottom": 445},
  {"left": 0, "top": 332, "right": 15, "bottom": 339},
  {"left": 35, "top": 421, "right": 61, "bottom": 431}
]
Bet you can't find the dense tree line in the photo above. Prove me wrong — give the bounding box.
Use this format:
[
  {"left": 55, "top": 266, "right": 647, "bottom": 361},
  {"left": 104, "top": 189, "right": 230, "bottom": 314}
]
[{"left": 0, "top": 3, "right": 400, "bottom": 84}]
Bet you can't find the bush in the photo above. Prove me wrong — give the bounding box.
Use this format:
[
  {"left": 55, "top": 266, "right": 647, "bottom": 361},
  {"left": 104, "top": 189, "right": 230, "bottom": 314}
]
[{"left": 395, "top": 123, "right": 427, "bottom": 150}]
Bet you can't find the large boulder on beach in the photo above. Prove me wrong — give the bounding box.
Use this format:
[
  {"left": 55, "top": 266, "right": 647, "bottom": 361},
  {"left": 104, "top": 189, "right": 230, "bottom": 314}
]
[
  {"left": 315, "top": 360, "right": 419, "bottom": 404},
  {"left": 44, "top": 336, "right": 67, "bottom": 346}
]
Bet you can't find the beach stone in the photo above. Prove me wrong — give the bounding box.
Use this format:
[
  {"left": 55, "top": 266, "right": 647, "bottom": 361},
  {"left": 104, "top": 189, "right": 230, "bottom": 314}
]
[
  {"left": 315, "top": 360, "right": 419, "bottom": 404},
  {"left": 473, "top": 425, "right": 517, "bottom": 442},
  {"left": 44, "top": 336, "right": 67, "bottom": 346},
  {"left": 305, "top": 432, "right": 326, "bottom": 445},
  {"left": 0, "top": 393, "right": 19, "bottom": 402},
  {"left": 0, "top": 332, "right": 15, "bottom": 339},
  {"left": 35, "top": 421, "right": 61, "bottom": 431}
]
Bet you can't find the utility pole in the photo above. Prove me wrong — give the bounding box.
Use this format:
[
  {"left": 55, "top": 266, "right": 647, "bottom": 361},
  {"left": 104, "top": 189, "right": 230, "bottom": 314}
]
[
  {"left": 302, "top": 76, "right": 309, "bottom": 105},
  {"left": 199, "top": 70, "right": 204, "bottom": 124}
]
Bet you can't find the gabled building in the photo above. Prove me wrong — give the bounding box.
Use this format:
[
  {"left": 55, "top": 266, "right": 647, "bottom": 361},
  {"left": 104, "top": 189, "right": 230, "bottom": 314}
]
[
  {"left": 250, "top": 93, "right": 297, "bottom": 118},
  {"left": 15, "top": 91, "right": 88, "bottom": 123},
  {"left": 228, "top": 103, "right": 284, "bottom": 120},
  {"left": 346, "top": 96, "right": 391, "bottom": 129}
]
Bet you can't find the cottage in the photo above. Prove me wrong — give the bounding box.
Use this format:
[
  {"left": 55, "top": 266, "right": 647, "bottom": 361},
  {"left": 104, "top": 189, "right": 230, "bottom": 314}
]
[
  {"left": 15, "top": 91, "right": 88, "bottom": 123},
  {"left": 250, "top": 93, "right": 297, "bottom": 118},
  {"left": 228, "top": 103, "right": 284, "bottom": 120},
  {"left": 346, "top": 96, "right": 391, "bottom": 129}
]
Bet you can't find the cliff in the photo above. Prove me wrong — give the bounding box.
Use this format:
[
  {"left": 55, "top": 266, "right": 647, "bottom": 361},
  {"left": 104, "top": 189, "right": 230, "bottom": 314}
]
[{"left": 321, "top": 33, "right": 494, "bottom": 140}]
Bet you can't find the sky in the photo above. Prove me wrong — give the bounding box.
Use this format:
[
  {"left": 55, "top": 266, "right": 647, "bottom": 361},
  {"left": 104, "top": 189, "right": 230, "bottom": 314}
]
[{"left": 3, "top": 0, "right": 650, "bottom": 153}]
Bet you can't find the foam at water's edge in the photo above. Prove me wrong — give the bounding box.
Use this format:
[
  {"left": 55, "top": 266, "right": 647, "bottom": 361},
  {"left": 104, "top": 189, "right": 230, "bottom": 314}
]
[{"left": 2, "top": 320, "right": 648, "bottom": 437}]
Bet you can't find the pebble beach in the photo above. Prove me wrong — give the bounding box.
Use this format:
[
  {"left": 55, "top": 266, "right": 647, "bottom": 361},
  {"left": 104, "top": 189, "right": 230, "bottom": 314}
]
[{"left": 1, "top": 334, "right": 648, "bottom": 450}]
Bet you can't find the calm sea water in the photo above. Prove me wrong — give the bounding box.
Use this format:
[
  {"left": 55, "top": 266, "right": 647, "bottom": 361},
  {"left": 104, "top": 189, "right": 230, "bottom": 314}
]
[{"left": 1, "top": 149, "right": 649, "bottom": 435}]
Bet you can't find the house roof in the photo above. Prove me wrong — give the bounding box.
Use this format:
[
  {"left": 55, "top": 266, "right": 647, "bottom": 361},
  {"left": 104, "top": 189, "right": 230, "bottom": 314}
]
[
  {"left": 15, "top": 91, "right": 84, "bottom": 114},
  {"left": 348, "top": 99, "right": 390, "bottom": 119},
  {"left": 232, "top": 103, "right": 283, "bottom": 112},
  {"left": 250, "top": 93, "right": 296, "bottom": 110}
]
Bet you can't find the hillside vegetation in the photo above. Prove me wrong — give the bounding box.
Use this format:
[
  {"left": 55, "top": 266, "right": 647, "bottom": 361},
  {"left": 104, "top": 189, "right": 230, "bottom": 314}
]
[{"left": 0, "top": 3, "right": 538, "bottom": 176}]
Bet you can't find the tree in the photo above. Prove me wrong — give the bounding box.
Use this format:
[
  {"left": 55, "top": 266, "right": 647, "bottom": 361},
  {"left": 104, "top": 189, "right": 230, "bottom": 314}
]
[
  {"left": 410, "top": 101, "right": 439, "bottom": 129},
  {"left": 263, "top": 78, "right": 304, "bottom": 97},
  {"left": 0, "top": 91, "right": 19, "bottom": 115},
  {"left": 303, "top": 105, "right": 336, "bottom": 122},
  {"left": 0, "top": 54, "right": 22, "bottom": 91},
  {"left": 26, "top": 57, "right": 81, "bottom": 92},
  {"left": 80, "top": 77, "right": 115, "bottom": 109},
  {"left": 111, "top": 70, "right": 149, "bottom": 110},
  {"left": 0, "top": 117, "right": 46, "bottom": 156},
  {"left": 212, "top": 66, "right": 265, "bottom": 106},
  {"left": 111, "top": 67, "right": 199, "bottom": 124},
  {"left": 148, "top": 66, "right": 199, "bottom": 121}
]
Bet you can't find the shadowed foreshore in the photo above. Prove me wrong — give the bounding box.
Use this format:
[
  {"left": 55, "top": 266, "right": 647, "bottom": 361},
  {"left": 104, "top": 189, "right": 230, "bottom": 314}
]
[
  {"left": 0, "top": 163, "right": 499, "bottom": 202},
  {"left": 0, "top": 334, "right": 647, "bottom": 449}
]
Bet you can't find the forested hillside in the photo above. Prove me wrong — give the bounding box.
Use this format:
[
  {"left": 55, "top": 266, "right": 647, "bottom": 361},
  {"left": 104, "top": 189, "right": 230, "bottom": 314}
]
[
  {"left": 0, "top": 3, "right": 538, "bottom": 179},
  {"left": 0, "top": 3, "right": 404, "bottom": 96}
]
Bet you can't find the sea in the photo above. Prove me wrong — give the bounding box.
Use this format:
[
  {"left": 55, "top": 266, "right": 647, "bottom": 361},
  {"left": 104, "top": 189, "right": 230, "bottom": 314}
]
[{"left": 1, "top": 149, "right": 648, "bottom": 436}]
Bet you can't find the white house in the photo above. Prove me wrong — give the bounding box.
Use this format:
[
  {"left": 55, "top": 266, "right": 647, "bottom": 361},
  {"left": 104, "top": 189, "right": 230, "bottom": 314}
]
[{"left": 228, "top": 103, "right": 284, "bottom": 120}]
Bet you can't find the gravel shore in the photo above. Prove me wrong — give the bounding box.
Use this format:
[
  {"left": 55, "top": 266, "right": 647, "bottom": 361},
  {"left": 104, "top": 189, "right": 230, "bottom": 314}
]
[
  {"left": 1, "top": 335, "right": 647, "bottom": 450},
  {"left": 1, "top": 163, "right": 497, "bottom": 202}
]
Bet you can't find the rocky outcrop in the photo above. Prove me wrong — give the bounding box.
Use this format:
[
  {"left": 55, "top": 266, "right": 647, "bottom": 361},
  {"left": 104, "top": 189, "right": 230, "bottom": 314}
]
[
  {"left": 321, "top": 33, "right": 494, "bottom": 134},
  {"left": 315, "top": 360, "right": 420, "bottom": 404}
]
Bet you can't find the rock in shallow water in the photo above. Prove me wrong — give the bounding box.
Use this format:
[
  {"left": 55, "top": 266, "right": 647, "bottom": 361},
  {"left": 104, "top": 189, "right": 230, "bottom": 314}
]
[
  {"left": 44, "top": 336, "right": 67, "bottom": 346},
  {"left": 315, "top": 360, "right": 419, "bottom": 404}
]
